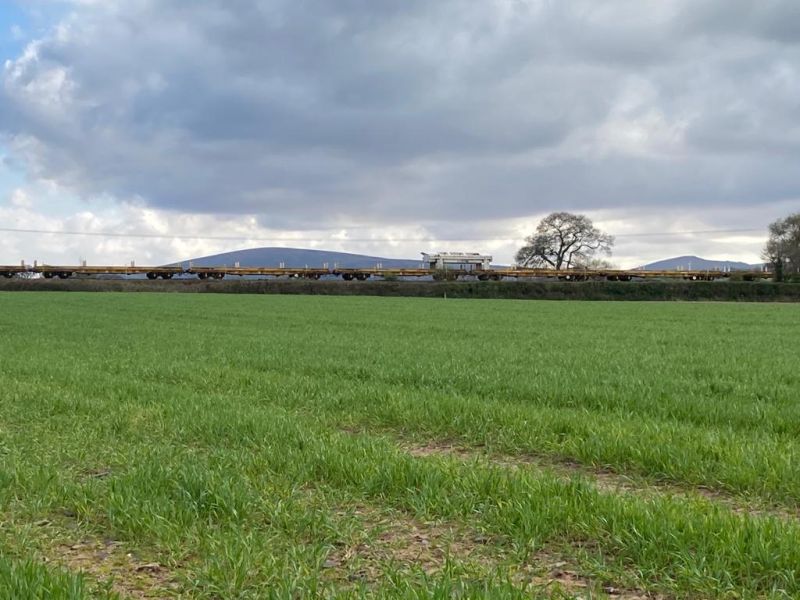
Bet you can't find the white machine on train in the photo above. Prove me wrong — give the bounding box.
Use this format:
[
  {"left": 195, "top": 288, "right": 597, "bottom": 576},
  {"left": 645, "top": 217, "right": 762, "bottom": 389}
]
[{"left": 421, "top": 252, "right": 492, "bottom": 271}]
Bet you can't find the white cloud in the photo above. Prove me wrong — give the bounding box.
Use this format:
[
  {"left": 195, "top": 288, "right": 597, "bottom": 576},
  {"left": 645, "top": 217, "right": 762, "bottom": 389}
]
[
  {"left": 9, "top": 188, "right": 32, "bottom": 208},
  {"left": 0, "top": 181, "right": 773, "bottom": 268}
]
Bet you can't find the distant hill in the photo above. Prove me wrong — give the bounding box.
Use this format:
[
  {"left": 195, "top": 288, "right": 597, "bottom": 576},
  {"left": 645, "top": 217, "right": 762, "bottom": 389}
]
[
  {"left": 638, "top": 255, "right": 761, "bottom": 271},
  {"left": 176, "top": 249, "right": 766, "bottom": 274},
  {"left": 175, "top": 247, "right": 422, "bottom": 269}
]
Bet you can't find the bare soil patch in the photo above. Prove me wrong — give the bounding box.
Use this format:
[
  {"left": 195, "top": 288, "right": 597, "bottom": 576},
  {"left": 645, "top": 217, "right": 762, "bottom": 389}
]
[
  {"left": 323, "top": 503, "right": 654, "bottom": 598},
  {"left": 46, "top": 535, "right": 180, "bottom": 598}
]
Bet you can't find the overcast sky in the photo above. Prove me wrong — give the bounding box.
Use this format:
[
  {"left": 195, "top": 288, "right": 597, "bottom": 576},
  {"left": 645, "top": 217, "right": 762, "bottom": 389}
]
[{"left": 1, "top": 0, "right": 798, "bottom": 268}]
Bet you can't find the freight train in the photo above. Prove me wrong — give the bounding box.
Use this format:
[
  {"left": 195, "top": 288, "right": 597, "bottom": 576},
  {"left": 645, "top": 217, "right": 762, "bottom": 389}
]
[{"left": 0, "top": 251, "right": 772, "bottom": 282}]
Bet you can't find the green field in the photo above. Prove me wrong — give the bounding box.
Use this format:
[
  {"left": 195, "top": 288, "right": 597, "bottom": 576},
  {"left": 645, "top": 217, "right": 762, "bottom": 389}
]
[{"left": 1, "top": 293, "right": 799, "bottom": 599}]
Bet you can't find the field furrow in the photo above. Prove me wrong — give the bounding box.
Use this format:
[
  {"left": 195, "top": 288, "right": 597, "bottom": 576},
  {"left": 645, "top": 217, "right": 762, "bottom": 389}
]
[{"left": 390, "top": 435, "right": 800, "bottom": 520}]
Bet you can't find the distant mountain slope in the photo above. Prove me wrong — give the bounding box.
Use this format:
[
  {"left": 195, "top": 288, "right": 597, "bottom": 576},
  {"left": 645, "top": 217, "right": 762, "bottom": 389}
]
[
  {"left": 638, "top": 255, "right": 759, "bottom": 271},
  {"left": 176, "top": 247, "right": 422, "bottom": 269},
  {"left": 177, "top": 249, "right": 765, "bottom": 273}
]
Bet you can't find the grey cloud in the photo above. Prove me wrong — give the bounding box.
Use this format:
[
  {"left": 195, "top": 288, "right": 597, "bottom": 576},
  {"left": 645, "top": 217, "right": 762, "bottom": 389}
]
[
  {"left": 677, "top": 0, "right": 800, "bottom": 44},
  {"left": 1, "top": 0, "right": 799, "bottom": 231}
]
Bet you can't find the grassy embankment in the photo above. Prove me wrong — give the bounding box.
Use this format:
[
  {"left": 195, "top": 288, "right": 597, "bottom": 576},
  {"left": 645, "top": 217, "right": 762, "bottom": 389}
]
[{"left": 0, "top": 293, "right": 799, "bottom": 598}]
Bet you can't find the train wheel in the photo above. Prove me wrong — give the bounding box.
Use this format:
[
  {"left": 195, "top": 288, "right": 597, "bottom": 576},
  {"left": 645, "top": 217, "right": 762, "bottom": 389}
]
[
  {"left": 342, "top": 273, "right": 353, "bottom": 281},
  {"left": 146, "top": 272, "right": 157, "bottom": 280},
  {"left": 57, "top": 272, "right": 71, "bottom": 279},
  {"left": 161, "top": 273, "right": 173, "bottom": 280},
  {"left": 197, "top": 273, "right": 208, "bottom": 280},
  {"left": 1, "top": 272, "right": 11, "bottom": 278}
]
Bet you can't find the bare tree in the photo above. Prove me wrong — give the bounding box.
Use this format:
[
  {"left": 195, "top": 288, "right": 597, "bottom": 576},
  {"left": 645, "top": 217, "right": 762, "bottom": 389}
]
[
  {"left": 515, "top": 212, "right": 614, "bottom": 270},
  {"left": 764, "top": 213, "right": 800, "bottom": 282}
]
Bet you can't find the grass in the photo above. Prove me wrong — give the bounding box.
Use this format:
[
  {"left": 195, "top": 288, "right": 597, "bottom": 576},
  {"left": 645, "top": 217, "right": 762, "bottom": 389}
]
[
  {"left": 0, "top": 557, "right": 89, "bottom": 600},
  {"left": 0, "top": 293, "right": 799, "bottom": 598}
]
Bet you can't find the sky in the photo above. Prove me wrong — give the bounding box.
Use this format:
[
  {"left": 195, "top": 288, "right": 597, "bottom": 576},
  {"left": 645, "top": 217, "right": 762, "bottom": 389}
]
[{"left": 1, "top": 0, "right": 798, "bottom": 268}]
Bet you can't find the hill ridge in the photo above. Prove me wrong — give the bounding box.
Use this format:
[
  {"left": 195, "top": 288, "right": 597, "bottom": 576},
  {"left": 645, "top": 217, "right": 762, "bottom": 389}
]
[
  {"left": 175, "top": 247, "right": 763, "bottom": 272},
  {"left": 174, "top": 247, "right": 422, "bottom": 269}
]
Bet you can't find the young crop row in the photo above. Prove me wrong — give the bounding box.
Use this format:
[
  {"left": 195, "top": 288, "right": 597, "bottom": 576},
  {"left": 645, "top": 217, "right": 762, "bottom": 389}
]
[{"left": 2, "top": 392, "right": 800, "bottom": 598}]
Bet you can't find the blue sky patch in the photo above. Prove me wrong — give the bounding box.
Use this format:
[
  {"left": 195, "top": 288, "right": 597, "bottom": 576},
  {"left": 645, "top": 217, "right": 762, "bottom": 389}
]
[{"left": 0, "top": 1, "right": 29, "bottom": 62}]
